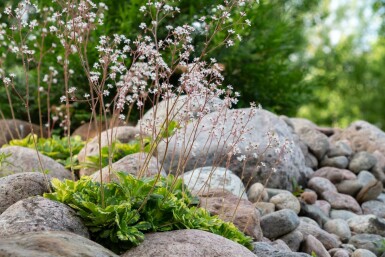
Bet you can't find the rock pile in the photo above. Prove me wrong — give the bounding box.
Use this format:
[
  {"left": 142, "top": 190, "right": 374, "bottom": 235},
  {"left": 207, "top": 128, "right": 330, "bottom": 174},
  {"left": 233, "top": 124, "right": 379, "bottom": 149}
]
[{"left": 0, "top": 106, "right": 385, "bottom": 256}]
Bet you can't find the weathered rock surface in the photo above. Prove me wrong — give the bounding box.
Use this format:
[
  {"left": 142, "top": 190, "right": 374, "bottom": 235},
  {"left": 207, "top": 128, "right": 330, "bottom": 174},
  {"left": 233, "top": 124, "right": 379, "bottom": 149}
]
[
  {"left": 348, "top": 215, "right": 385, "bottom": 236},
  {"left": 253, "top": 242, "right": 312, "bottom": 257},
  {"left": 121, "top": 229, "right": 256, "bottom": 257},
  {"left": 182, "top": 166, "right": 247, "bottom": 199},
  {"left": 136, "top": 95, "right": 224, "bottom": 133},
  {"left": 78, "top": 126, "right": 141, "bottom": 176},
  {"left": 0, "top": 146, "right": 72, "bottom": 180},
  {"left": 198, "top": 189, "right": 262, "bottom": 240},
  {"left": 323, "top": 219, "right": 351, "bottom": 243},
  {"left": 349, "top": 234, "right": 384, "bottom": 256},
  {"left": 297, "top": 220, "right": 341, "bottom": 250},
  {"left": 308, "top": 177, "right": 338, "bottom": 195},
  {"left": 312, "top": 167, "right": 356, "bottom": 183},
  {"left": 362, "top": 200, "right": 385, "bottom": 218},
  {"left": 296, "top": 127, "right": 330, "bottom": 160},
  {"left": 279, "top": 230, "right": 304, "bottom": 252},
  {"left": 320, "top": 156, "right": 349, "bottom": 169},
  {"left": 0, "top": 231, "right": 118, "bottom": 257},
  {"left": 321, "top": 190, "right": 362, "bottom": 214},
  {"left": 260, "top": 209, "right": 300, "bottom": 239},
  {"left": 90, "top": 153, "right": 166, "bottom": 183},
  {"left": 0, "top": 196, "right": 89, "bottom": 238},
  {"left": 0, "top": 172, "right": 50, "bottom": 214},
  {"left": 299, "top": 202, "right": 330, "bottom": 227},
  {"left": 349, "top": 152, "right": 377, "bottom": 174},
  {"left": 248, "top": 182, "right": 269, "bottom": 202},
  {"left": 301, "top": 234, "right": 331, "bottom": 257},
  {"left": 330, "top": 121, "right": 385, "bottom": 156},
  {"left": 351, "top": 249, "right": 377, "bottom": 257},
  {"left": 157, "top": 108, "right": 312, "bottom": 191},
  {"left": 270, "top": 192, "right": 301, "bottom": 214},
  {"left": 328, "top": 140, "right": 353, "bottom": 158}
]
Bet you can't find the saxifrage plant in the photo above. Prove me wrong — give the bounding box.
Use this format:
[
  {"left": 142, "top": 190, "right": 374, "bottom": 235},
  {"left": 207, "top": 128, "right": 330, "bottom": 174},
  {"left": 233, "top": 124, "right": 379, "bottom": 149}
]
[{"left": 44, "top": 172, "right": 253, "bottom": 253}]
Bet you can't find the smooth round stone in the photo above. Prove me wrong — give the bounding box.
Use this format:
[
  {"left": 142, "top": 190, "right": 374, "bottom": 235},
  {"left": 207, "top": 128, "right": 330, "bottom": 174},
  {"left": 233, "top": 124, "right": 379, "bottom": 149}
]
[
  {"left": 347, "top": 215, "right": 385, "bottom": 236},
  {"left": 260, "top": 209, "right": 300, "bottom": 239},
  {"left": 299, "top": 202, "right": 330, "bottom": 227},
  {"left": 349, "top": 234, "right": 383, "bottom": 256},
  {"left": 377, "top": 193, "right": 385, "bottom": 203},
  {"left": 321, "top": 190, "right": 362, "bottom": 214},
  {"left": 271, "top": 239, "right": 292, "bottom": 252},
  {"left": 252, "top": 241, "right": 311, "bottom": 257},
  {"left": 299, "top": 217, "right": 320, "bottom": 227},
  {"left": 279, "top": 230, "right": 304, "bottom": 252},
  {"left": 323, "top": 219, "right": 351, "bottom": 243},
  {"left": 255, "top": 202, "right": 276, "bottom": 216},
  {"left": 330, "top": 209, "right": 358, "bottom": 220},
  {"left": 301, "top": 191, "right": 318, "bottom": 204},
  {"left": 315, "top": 200, "right": 331, "bottom": 216},
  {"left": 349, "top": 152, "right": 377, "bottom": 174},
  {"left": 0, "top": 231, "right": 119, "bottom": 257},
  {"left": 362, "top": 200, "right": 385, "bottom": 218},
  {"left": 270, "top": 193, "right": 301, "bottom": 214},
  {"left": 301, "top": 234, "right": 331, "bottom": 257},
  {"left": 297, "top": 127, "right": 330, "bottom": 160},
  {"left": 182, "top": 167, "right": 247, "bottom": 199},
  {"left": 352, "top": 249, "right": 377, "bottom": 257},
  {"left": 0, "top": 196, "right": 89, "bottom": 238},
  {"left": 0, "top": 172, "right": 50, "bottom": 214},
  {"left": 320, "top": 156, "right": 349, "bottom": 169},
  {"left": 357, "top": 171, "right": 377, "bottom": 186},
  {"left": 328, "top": 140, "right": 353, "bottom": 157},
  {"left": 297, "top": 220, "right": 341, "bottom": 250},
  {"left": 336, "top": 180, "right": 362, "bottom": 196},
  {"left": 356, "top": 180, "right": 383, "bottom": 204},
  {"left": 313, "top": 167, "right": 357, "bottom": 182},
  {"left": 329, "top": 249, "right": 350, "bottom": 257},
  {"left": 308, "top": 177, "right": 338, "bottom": 195},
  {"left": 122, "top": 229, "right": 256, "bottom": 257},
  {"left": 248, "top": 182, "right": 268, "bottom": 203},
  {"left": 305, "top": 153, "right": 319, "bottom": 169},
  {"left": 266, "top": 188, "right": 292, "bottom": 200}
]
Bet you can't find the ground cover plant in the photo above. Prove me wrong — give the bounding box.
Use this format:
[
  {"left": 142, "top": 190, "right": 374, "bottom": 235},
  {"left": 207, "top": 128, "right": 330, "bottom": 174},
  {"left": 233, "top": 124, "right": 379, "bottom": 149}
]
[{"left": 44, "top": 172, "right": 253, "bottom": 253}]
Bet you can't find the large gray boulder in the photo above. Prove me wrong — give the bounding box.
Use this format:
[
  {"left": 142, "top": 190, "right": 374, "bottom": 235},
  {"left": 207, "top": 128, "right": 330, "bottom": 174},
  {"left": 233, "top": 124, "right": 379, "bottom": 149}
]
[
  {"left": 0, "top": 231, "right": 118, "bottom": 257},
  {"left": 0, "top": 196, "right": 89, "bottom": 238},
  {"left": 136, "top": 95, "right": 224, "bottom": 136},
  {"left": 157, "top": 108, "right": 312, "bottom": 190},
  {"left": 0, "top": 172, "right": 50, "bottom": 214},
  {"left": 121, "top": 229, "right": 256, "bottom": 257},
  {"left": 0, "top": 146, "right": 72, "bottom": 180}
]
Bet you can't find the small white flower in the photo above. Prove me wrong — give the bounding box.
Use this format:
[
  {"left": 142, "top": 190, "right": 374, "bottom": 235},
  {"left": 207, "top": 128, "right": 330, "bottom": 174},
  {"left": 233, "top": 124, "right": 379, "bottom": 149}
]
[
  {"left": 67, "top": 87, "right": 77, "bottom": 94},
  {"left": 237, "top": 155, "right": 246, "bottom": 162},
  {"left": 60, "top": 96, "right": 66, "bottom": 102}
]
